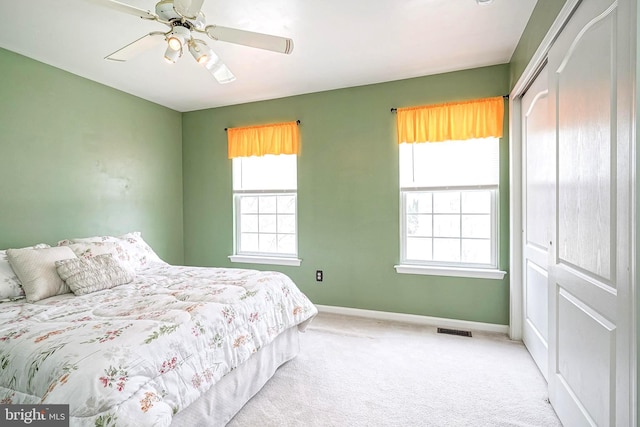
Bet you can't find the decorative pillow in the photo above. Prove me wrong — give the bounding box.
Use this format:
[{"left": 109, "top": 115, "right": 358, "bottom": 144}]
[
  {"left": 65, "top": 241, "right": 134, "bottom": 270},
  {"left": 57, "top": 235, "right": 120, "bottom": 246},
  {"left": 6, "top": 246, "right": 76, "bottom": 302},
  {"left": 0, "top": 251, "right": 23, "bottom": 299},
  {"left": 56, "top": 254, "right": 135, "bottom": 296},
  {"left": 58, "top": 231, "right": 165, "bottom": 270},
  {"left": 118, "top": 232, "right": 165, "bottom": 269},
  {"left": 0, "top": 244, "right": 51, "bottom": 300}
]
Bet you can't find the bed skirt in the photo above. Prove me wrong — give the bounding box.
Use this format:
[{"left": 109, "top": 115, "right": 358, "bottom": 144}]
[{"left": 170, "top": 325, "right": 301, "bottom": 426}]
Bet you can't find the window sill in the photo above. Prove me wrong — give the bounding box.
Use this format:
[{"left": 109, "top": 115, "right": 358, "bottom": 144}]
[
  {"left": 229, "top": 255, "right": 302, "bottom": 267},
  {"left": 394, "top": 264, "right": 507, "bottom": 280}
]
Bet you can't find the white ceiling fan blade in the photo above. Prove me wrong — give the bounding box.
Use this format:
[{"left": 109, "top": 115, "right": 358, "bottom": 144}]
[
  {"left": 205, "top": 25, "right": 294, "bottom": 54},
  {"left": 85, "top": 0, "right": 157, "bottom": 19},
  {"left": 206, "top": 63, "right": 236, "bottom": 84},
  {"left": 105, "top": 32, "right": 166, "bottom": 62},
  {"left": 192, "top": 42, "right": 236, "bottom": 84},
  {"left": 174, "top": 0, "right": 205, "bottom": 19}
]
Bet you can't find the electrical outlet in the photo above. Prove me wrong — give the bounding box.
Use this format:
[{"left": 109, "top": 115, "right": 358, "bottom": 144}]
[{"left": 315, "top": 270, "right": 323, "bottom": 282}]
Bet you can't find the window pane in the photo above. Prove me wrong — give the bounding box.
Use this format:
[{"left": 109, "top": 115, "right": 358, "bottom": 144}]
[
  {"left": 278, "top": 235, "right": 296, "bottom": 254},
  {"left": 407, "top": 214, "right": 432, "bottom": 237},
  {"left": 462, "top": 191, "right": 492, "bottom": 213},
  {"left": 259, "top": 234, "right": 278, "bottom": 253},
  {"left": 259, "top": 196, "right": 277, "bottom": 214},
  {"left": 399, "top": 143, "right": 415, "bottom": 187},
  {"left": 433, "top": 192, "right": 460, "bottom": 213},
  {"left": 277, "top": 214, "right": 296, "bottom": 234},
  {"left": 400, "top": 139, "right": 499, "bottom": 187},
  {"left": 258, "top": 214, "right": 276, "bottom": 233},
  {"left": 240, "top": 214, "right": 258, "bottom": 233},
  {"left": 236, "top": 192, "right": 297, "bottom": 256},
  {"left": 406, "top": 193, "right": 432, "bottom": 214},
  {"left": 240, "top": 233, "right": 259, "bottom": 252},
  {"left": 278, "top": 195, "right": 296, "bottom": 214},
  {"left": 233, "top": 154, "right": 297, "bottom": 191},
  {"left": 406, "top": 237, "right": 432, "bottom": 261},
  {"left": 462, "top": 215, "right": 491, "bottom": 238},
  {"left": 433, "top": 215, "right": 460, "bottom": 238},
  {"left": 240, "top": 196, "right": 258, "bottom": 213},
  {"left": 462, "top": 239, "right": 491, "bottom": 264},
  {"left": 433, "top": 238, "right": 461, "bottom": 262}
]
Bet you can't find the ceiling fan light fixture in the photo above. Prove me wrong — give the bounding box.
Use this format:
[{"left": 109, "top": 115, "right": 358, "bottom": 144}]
[
  {"left": 168, "top": 37, "right": 181, "bottom": 50},
  {"left": 164, "top": 45, "right": 181, "bottom": 63},
  {"left": 167, "top": 26, "right": 190, "bottom": 51},
  {"left": 189, "top": 39, "right": 211, "bottom": 64}
]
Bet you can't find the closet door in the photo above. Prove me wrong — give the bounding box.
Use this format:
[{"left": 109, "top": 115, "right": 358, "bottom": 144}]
[
  {"left": 521, "top": 65, "right": 552, "bottom": 381},
  {"left": 546, "top": 0, "right": 633, "bottom": 425}
]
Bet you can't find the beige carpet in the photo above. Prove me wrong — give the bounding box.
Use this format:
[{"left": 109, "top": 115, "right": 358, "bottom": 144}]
[{"left": 228, "top": 312, "right": 562, "bottom": 427}]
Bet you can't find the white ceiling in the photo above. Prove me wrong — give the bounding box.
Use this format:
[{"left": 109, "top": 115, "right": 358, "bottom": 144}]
[{"left": 0, "top": 0, "right": 537, "bottom": 112}]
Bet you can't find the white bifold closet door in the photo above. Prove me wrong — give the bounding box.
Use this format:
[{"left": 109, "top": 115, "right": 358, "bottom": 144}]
[
  {"left": 544, "top": 0, "right": 634, "bottom": 425},
  {"left": 521, "top": 64, "right": 552, "bottom": 382}
]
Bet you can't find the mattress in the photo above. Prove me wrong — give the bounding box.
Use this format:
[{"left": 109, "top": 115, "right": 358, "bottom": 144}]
[{"left": 0, "top": 264, "right": 317, "bottom": 426}]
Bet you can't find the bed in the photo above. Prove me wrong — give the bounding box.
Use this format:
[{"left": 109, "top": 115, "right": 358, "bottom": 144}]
[{"left": 0, "top": 233, "right": 317, "bottom": 426}]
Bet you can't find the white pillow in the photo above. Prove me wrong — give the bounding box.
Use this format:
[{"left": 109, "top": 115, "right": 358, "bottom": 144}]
[
  {"left": 56, "top": 254, "right": 135, "bottom": 296},
  {"left": 0, "top": 244, "right": 50, "bottom": 300},
  {"left": 6, "top": 246, "right": 77, "bottom": 302},
  {"left": 58, "top": 232, "right": 165, "bottom": 270},
  {"left": 118, "top": 232, "right": 165, "bottom": 268}
]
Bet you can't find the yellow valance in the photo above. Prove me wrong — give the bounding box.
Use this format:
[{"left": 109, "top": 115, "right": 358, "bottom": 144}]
[
  {"left": 227, "top": 121, "right": 299, "bottom": 159},
  {"left": 396, "top": 96, "right": 504, "bottom": 144}
]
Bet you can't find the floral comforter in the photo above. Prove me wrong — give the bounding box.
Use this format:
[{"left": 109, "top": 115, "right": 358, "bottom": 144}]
[{"left": 0, "top": 264, "right": 317, "bottom": 426}]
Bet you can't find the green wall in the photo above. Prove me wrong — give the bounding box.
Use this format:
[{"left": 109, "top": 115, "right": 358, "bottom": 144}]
[
  {"left": 0, "top": 48, "right": 184, "bottom": 264},
  {"left": 183, "top": 64, "right": 511, "bottom": 325},
  {"left": 509, "top": 0, "right": 568, "bottom": 88}
]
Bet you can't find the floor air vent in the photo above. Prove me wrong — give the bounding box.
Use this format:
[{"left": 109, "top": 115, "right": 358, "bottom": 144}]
[{"left": 437, "top": 328, "right": 472, "bottom": 337}]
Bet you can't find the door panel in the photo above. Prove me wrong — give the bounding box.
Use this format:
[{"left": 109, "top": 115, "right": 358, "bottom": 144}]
[
  {"left": 556, "top": 4, "right": 613, "bottom": 283},
  {"left": 546, "top": 0, "right": 632, "bottom": 425},
  {"left": 557, "top": 287, "right": 615, "bottom": 427},
  {"left": 521, "top": 64, "right": 551, "bottom": 381},
  {"left": 525, "top": 261, "right": 549, "bottom": 341}
]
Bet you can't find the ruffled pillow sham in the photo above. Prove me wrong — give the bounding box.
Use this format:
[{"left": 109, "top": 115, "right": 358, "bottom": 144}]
[
  {"left": 64, "top": 241, "right": 135, "bottom": 271},
  {"left": 57, "top": 231, "right": 165, "bottom": 270},
  {"left": 55, "top": 254, "right": 135, "bottom": 296}
]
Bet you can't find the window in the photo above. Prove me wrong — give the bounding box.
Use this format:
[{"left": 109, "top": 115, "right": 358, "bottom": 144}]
[
  {"left": 232, "top": 154, "right": 298, "bottom": 260},
  {"left": 226, "top": 120, "right": 300, "bottom": 266},
  {"left": 399, "top": 138, "right": 500, "bottom": 271}
]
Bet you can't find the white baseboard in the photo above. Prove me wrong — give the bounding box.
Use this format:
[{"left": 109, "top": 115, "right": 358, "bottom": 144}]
[{"left": 315, "top": 305, "right": 509, "bottom": 335}]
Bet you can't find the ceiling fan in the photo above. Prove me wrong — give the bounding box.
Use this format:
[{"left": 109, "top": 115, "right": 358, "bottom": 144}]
[{"left": 89, "top": 0, "right": 294, "bottom": 84}]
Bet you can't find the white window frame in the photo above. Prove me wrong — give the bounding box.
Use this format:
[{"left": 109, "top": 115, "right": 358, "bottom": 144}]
[
  {"left": 229, "top": 156, "right": 301, "bottom": 267},
  {"left": 395, "top": 141, "right": 506, "bottom": 280}
]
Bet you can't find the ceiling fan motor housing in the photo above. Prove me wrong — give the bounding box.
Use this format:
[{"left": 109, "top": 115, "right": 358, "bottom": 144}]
[{"left": 155, "top": 1, "right": 181, "bottom": 21}]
